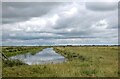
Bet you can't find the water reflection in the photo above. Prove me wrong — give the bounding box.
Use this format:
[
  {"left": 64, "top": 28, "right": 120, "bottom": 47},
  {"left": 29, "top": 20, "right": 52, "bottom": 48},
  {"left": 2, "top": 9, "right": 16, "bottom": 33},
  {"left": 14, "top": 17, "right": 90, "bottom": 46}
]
[{"left": 9, "top": 48, "right": 66, "bottom": 65}]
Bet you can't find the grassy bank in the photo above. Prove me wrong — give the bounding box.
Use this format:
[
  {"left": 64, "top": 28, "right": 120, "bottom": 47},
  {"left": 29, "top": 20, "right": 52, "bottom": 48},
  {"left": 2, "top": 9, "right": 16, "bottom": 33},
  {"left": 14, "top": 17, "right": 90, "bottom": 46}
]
[
  {"left": 2, "top": 46, "right": 118, "bottom": 77},
  {"left": 53, "top": 46, "right": 118, "bottom": 77},
  {"left": 0, "top": 59, "right": 1, "bottom": 78},
  {"left": 2, "top": 46, "right": 47, "bottom": 57},
  {"left": 2, "top": 46, "right": 47, "bottom": 72}
]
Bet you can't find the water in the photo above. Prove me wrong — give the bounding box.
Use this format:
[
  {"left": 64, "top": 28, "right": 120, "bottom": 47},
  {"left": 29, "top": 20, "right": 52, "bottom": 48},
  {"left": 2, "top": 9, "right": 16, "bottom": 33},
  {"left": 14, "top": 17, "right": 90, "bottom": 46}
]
[{"left": 9, "top": 48, "right": 66, "bottom": 65}]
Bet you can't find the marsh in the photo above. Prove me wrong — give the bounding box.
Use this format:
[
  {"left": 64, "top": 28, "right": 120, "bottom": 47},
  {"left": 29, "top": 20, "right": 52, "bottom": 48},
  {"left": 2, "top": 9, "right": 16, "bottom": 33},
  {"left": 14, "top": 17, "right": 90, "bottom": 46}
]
[{"left": 9, "top": 48, "right": 66, "bottom": 65}]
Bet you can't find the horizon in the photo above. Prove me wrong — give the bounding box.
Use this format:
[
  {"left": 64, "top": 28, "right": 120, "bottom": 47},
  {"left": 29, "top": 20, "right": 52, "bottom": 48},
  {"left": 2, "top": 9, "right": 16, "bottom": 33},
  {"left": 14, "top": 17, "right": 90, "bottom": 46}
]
[{"left": 1, "top": 44, "right": 119, "bottom": 46}]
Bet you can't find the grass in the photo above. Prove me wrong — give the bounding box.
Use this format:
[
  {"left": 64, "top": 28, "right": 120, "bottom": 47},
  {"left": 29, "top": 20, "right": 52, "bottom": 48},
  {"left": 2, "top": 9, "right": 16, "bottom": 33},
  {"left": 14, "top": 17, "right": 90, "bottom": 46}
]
[
  {"left": 2, "top": 46, "right": 118, "bottom": 77},
  {"left": 3, "top": 59, "right": 27, "bottom": 67},
  {"left": 0, "top": 46, "right": 2, "bottom": 78},
  {"left": 1, "top": 46, "right": 47, "bottom": 66},
  {"left": 54, "top": 46, "right": 118, "bottom": 77},
  {"left": 2, "top": 46, "right": 47, "bottom": 57}
]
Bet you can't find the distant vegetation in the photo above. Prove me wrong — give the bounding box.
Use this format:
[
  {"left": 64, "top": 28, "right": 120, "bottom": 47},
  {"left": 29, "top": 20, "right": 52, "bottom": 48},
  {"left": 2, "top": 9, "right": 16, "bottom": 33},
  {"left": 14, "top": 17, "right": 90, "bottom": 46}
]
[
  {"left": 2, "top": 46, "right": 47, "bottom": 57},
  {"left": 1, "top": 46, "right": 119, "bottom": 77}
]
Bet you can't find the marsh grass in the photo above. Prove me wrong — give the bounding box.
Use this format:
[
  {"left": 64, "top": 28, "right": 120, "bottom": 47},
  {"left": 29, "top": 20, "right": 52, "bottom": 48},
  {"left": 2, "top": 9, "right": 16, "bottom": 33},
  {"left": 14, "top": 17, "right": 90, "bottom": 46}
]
[
  {"left": 0, "top": 47, "right": 2, "bottom": 78},
  {"left": 2, "top": 46, "right": 118, "bottom": 77},
  {"left": 2, "top": 46, "right": 47, "bottom": 57},
  {"left": 3, "top": 59, "right": 27, "bottom": 67}
]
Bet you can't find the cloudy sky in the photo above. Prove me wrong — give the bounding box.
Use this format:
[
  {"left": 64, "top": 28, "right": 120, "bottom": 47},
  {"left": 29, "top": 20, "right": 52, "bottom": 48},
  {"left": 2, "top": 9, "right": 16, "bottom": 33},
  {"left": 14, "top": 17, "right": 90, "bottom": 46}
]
[{"left": 2, "top": 1, "right": 118, "bottom": 46}]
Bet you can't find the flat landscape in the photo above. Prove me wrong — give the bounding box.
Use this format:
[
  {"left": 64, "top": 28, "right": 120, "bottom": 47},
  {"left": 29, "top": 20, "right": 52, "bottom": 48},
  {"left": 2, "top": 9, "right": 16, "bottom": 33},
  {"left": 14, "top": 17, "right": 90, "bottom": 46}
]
[
  {"left": 1, "top": 1, "right": 119, "bottom": 78},
  {"left": 1, "top": 46, "right": 118, "bottom": 77}
]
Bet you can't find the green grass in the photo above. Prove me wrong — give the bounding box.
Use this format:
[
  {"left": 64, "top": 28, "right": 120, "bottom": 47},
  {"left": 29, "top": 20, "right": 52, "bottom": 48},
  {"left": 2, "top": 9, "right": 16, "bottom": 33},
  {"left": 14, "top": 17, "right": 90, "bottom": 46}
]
[
  {"left": 3, "top": 59, "right": 27, "bottom": 67},
  {"left": 2, "top": 46, "right": 118, "bottom": 77},
  {"left": 2, "top": 46, "right": 47, "bottom": 57},
  {"left": 53, "top": 46, "right": 118, "bottom": 77},
  {"left": 1, "top": 46, "right": 47, "bottom": 69},
  {"left": 0, "top": 46, "right": 2, "bottom": 78}
]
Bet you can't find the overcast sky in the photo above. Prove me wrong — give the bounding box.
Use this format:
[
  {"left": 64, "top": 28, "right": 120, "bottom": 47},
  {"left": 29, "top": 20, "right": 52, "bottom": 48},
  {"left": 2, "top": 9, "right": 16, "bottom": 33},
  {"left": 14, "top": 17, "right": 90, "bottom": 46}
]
[{"left": 2, "top": 1, "right": 118, "bottom": 46}]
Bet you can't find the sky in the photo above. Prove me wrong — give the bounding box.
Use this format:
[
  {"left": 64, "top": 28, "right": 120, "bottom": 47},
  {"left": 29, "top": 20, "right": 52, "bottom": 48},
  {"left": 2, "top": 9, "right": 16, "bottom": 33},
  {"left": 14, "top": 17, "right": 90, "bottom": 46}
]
[{"left": 1, "top": 1, "right": 119, "bottom": 46}]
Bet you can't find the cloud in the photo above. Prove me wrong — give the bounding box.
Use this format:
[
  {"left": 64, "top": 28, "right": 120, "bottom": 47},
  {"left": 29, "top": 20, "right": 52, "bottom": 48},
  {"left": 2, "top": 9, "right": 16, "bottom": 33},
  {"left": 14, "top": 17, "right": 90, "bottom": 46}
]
[
  {"left": 86, "top": 0, "right": 119, "bottom": 2},
  {"left": 86, "top": 2, "right": 118, "bottom": 11},
  {"left": 2, "top": 2, "right": 118, "bottom": 46},
  {"left": 2, "top": 2, "right": 65, "bottom": 24}
]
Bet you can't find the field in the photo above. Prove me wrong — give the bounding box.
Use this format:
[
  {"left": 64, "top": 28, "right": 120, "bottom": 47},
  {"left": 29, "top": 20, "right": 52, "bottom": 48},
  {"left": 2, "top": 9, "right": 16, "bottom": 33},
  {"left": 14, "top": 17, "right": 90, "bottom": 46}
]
[
  {"left": 0, "top": 46, "right": 2, "bottom": 78},
  {"left": 1, "top": 46, "right": 119, "bottom": 77}
]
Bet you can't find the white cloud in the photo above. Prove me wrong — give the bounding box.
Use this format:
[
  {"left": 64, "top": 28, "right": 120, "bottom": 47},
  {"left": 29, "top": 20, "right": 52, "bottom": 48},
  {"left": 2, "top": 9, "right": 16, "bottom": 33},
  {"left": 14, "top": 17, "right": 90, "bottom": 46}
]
[{"left": 91, "top": 19, "right": 108, "bottom": 30}]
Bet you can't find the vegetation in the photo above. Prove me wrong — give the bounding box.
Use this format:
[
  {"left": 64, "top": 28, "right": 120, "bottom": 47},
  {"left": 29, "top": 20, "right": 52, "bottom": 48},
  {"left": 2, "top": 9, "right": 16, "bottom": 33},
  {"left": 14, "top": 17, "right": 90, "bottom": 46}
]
[
  {"left": 2, "top": 46, "right": 118, "bottom": 77},
  {"left": 0, "top": 59, "right": 1, "bottom": 78},
  {"left": 53, "top": 46, "right": 118, "bottom": 77},
  {"left": 1, "top": 46, "right": 49, "bottom": 68},
  {"left": 3, "top": 59, "right": 27, "bottom": 67},
  {"left": 2, "top": 46, "right": 47, "bottom": 57}
]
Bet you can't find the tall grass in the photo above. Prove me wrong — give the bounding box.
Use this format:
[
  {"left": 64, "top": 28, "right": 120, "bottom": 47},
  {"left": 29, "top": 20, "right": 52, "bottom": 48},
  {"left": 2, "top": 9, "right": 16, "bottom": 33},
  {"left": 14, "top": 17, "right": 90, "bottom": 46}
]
[
  {"left": 3, "top": 59, "right": 27, "bottom": 67},
  {"left": 2, "top": 46, "right": 118, "bottom": 77},
  {"left": 2, "top": 46, "right": 47, "bottom": 57}
]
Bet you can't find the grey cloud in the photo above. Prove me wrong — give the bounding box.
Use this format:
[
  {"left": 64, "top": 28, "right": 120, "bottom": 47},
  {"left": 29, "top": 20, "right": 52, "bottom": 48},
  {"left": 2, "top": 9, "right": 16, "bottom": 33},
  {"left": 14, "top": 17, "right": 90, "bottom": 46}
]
[
  {"left": 2, "top": 17, "right": 29, "bottom": 24},
  {"left": 86, "top": 2, "right": 118, "bottom": 11},
  {"left": 2, "top": 2, "right": 66, "bottom": 24},
  {"left": 2, "top": 2, "right": 118, "bottom": 46},
  {"left": 2, "top": 30, "right": 95, "bottom": 41}
]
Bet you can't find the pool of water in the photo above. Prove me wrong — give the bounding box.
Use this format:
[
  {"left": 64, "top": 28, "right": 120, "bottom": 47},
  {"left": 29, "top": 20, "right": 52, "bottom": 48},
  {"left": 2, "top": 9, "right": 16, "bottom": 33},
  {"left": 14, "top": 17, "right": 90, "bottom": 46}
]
[{"left": 9, "top": 48, "right": 66, "bottom": 65}]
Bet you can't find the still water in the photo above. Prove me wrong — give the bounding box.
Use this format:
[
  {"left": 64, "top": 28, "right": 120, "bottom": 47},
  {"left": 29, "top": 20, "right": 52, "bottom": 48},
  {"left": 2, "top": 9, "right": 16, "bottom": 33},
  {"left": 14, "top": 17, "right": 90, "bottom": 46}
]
[{"left": 9, "top": 48, "right": 66, "bottom": 65}]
